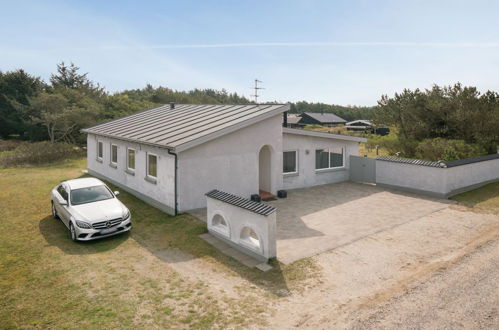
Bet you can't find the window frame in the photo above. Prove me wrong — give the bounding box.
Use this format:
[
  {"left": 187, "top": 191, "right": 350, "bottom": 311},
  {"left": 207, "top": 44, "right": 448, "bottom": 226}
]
[
  {"left": 146, "top": 152, "right": 158, "bottom": 179},
  {"left": 97, "top": 140, "right": 103, "bottom": 161},
  {"left": 315, "top": 147, "right": 345, "bottom": 171},
  {"left": 126, "top": 148, "right": 136, "bottom": 172},
  {"left": 110, "top": 143, "right": 118, "bottom": 166},
  {"left": 283, "top": 150, "right": 298, "bottom": 175}
]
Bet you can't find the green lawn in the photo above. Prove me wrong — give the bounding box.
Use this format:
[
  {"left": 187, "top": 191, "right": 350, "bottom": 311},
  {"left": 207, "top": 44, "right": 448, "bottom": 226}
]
[
  {"left": 451, "top": 181, "right": 499, "bottom": 214},
  {"left": 0, "top": 158, "right": 318, "bottom": 329}
]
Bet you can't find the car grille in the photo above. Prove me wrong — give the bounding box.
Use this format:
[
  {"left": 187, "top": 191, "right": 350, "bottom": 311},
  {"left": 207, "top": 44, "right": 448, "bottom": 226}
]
[{"left": 92, "top": 218, "right": 123, "bottom": 229}]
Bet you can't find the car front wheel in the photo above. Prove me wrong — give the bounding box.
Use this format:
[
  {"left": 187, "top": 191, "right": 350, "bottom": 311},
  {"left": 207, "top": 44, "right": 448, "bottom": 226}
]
[
  {"left": 69, "top": 222, "right": 78, "bottom": 242},
  {"left": 51, "top": 201, "right": 59, "bottom": 219}
]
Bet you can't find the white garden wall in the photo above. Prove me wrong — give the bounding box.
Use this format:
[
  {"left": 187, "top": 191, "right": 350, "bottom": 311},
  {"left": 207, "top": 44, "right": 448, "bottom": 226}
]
[
  {"left": 376, "top": 155, "right": 499, "bottom": 198},
  {"left": 86, "top": 134, "right": 176, "bottom": 214},
  {"left": 206, "top": 194, "right": 277, "bottom": 261}
]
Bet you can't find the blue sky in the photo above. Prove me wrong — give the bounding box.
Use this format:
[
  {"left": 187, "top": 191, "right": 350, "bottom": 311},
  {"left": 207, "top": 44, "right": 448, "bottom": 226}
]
[{"left": 1, "top": 0, "right": 499, "bottom": 105}]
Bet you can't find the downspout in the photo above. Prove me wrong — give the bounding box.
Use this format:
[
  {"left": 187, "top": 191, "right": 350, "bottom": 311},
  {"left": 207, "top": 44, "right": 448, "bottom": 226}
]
[{"left": 168, "top": 149, "right": 178, "bottom": 216}]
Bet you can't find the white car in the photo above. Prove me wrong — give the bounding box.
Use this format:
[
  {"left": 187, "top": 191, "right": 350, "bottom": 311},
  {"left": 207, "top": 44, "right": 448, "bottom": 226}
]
[{"left": 51, "top": 177, "right": 132, "bottom": 241}]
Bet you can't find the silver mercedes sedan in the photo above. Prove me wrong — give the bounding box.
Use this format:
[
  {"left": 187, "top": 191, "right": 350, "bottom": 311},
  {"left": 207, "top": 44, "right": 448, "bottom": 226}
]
[{"left": 51, "top": 177, "right": 132, "bottom": 241}]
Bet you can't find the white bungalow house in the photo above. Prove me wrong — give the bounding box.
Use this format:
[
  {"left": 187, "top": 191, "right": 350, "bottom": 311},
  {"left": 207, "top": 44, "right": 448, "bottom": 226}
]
[{"left": 82, "top": 103, "right": 366, "bottom": 215}]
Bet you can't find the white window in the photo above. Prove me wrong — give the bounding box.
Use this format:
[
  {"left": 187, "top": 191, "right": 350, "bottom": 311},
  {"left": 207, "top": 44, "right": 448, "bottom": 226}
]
[
  {"left": 147, "top": 153, "right": 157, "bottom": 178},
  {"left": 283, "top": 150, "right": 298, "bottom": 174},
  {"left": 315, "top": 147, "right": 344, "bottom": 170},
  {"left": 110, "top": 144, "right": 118, "bottom": 165},
  {"left": 127, "top": 148, "right": 135, "bottom": 171},
  {"left": 97, "top": 141, "right": 103, "bottom": 160}
]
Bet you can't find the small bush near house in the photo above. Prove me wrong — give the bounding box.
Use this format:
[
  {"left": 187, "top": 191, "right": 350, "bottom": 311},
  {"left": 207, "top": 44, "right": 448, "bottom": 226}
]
[
  {"left": 415, "top": 138, "right": 487, "bottom": 161},
  {"left": 0, "top": 140, "right": 25, "bottom": 152},
  {"left": 0, "top": 141, "right": 83, "bottom": 167}
]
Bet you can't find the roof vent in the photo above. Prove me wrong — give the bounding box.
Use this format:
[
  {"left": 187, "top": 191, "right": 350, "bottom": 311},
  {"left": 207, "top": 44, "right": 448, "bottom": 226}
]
[{"left": 170, "top": 102, "right": 175, "bottom": 109}]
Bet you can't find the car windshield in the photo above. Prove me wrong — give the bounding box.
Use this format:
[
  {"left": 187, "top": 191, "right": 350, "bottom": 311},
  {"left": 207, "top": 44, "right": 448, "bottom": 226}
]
[{"left": 71, "top": 185, "right": 114, "bottom": 205}]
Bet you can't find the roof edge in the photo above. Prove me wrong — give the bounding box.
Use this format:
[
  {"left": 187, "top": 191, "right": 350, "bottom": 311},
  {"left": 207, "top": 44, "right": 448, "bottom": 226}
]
[
  {"left": 175, "top": 104, "right": 290, "bottom": 152},
  {"left": 283, "top": 127, "right": 367, "bottom": 143}
]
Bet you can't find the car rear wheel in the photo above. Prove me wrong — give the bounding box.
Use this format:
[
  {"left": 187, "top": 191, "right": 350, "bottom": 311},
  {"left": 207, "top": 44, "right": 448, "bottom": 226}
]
[
  {"left": 69, "top": 222, "right": 77, "bottom": 242},
  {"left": 51, "top": 201, "right": 59, "bottom": 219}
]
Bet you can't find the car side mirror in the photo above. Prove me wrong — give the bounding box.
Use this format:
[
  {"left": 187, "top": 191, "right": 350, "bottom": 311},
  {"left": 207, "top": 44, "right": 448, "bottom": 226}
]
[
  {"left": 59, "top": 199, "right": 67, "bottom": 206},
  {"left": 114, "top": 191, "right": 120, "bottom": 196}
]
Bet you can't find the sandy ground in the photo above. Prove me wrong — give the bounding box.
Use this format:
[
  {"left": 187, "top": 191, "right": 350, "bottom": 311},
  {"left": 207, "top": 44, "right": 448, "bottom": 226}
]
[
  {"left": 162, "top": 185, "right": 499, "bottom": 328},
  {"left": 265, "top": 205, "right": 499, "bottom": 329}
]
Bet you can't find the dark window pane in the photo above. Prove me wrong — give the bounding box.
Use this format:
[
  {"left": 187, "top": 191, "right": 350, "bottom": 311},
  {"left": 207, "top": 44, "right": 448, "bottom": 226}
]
[
  {"left": 330, "top": 148, "right": 343, "bottom": 168},
  {"left": 111, "top": 145, "right": 118, "bottom": 163},
  {"left": 148, "top": 154, "right": 157, "bottom": 177},
  {"left": 315, "top": 149, "right": 329, "bottom": 169},
  {"left": 283, "top": 151, "right": 297, "bottom": 173},
  {"left": 98, "top": 142, "right": 103, "bottom": 158},
  {"left": 128, "top": 149, "right": 135, "bottom": 169},
  {"left": 71, "top": 185, "right": 114, "bottom": 205}
]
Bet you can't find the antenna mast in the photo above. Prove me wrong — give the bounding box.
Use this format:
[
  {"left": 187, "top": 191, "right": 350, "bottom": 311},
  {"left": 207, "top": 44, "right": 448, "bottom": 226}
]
[{"left": 251, "top": 79, "right": 264, "bottom": 103}]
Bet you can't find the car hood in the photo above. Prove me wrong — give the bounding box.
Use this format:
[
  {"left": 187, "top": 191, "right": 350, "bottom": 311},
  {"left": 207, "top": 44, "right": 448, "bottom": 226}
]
[{"left": 71, "top": 198, "right": 126, "bottom": 223}]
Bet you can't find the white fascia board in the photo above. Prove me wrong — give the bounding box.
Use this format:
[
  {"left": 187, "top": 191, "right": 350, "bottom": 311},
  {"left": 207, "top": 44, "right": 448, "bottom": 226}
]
[{"left": 283, "top": 127, "right": 367, "bottom": 143}]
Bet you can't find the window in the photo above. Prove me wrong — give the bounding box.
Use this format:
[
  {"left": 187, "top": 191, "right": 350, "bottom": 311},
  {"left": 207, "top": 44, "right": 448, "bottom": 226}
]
[
  {"left": 147, "top": 153, "right": 157, "bottom": 178},
  {"left": 97, "top": 141, "right": 103, "bottom": 160},
  {"left": 111, "top": 144, "right": 118, "bottom": 165},
  {"left": 127, "top": 148, "right": 135, "bottom": 170},
  {"left": 283, "top": 150, "right": 298, "bottom": 174},
  {"left": 70, "top": 185, "right": 114, "bottom": 205},
  {"left": 57, "top": 185, "right": 68, "bottom": 202},
  {"left": 315, "top": 147, "right": 344, "bottom": 170}
]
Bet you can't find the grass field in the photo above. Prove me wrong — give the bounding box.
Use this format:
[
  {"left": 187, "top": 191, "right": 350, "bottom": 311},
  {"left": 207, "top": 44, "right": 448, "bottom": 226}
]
[
  {"left": 0, "top": 158, "right": 318, "bottom": 329},
  {"left": 451, "top": 181, "right": 499, "bottom": 214}
]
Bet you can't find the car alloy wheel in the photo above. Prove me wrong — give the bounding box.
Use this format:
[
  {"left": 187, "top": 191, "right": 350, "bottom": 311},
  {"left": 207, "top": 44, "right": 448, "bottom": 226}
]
[
  {"left": 69, "top": 223, "right": 77, "bottom": 242},
  {"left": 51, "top": 202, "right": 58, "bottom": 219}
]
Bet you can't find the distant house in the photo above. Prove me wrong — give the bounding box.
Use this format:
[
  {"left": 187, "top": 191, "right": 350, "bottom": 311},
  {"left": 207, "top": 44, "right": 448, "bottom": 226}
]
[
  {"left": 286, "top": 114, "right": 301, "bottom": 128},
  {"left": 82, "top": 103, "right": 366, "bottom": 215},
  {"left": 298, "top": 112, "right": 347, "bottom": 127},
  {"left": 346, "top": 120, "right": 373, "bottom": 132}
]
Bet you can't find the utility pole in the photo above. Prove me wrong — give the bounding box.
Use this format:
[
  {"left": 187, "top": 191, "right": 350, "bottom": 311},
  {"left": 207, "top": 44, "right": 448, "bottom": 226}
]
[{"left": 251, "top": 79, "right": 264, "bottom": 103}]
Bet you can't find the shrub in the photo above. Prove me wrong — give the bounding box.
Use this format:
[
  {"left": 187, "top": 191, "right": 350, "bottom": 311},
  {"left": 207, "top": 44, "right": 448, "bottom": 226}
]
[
  {"left": 0, "top": 140, "right": 25, "bottom": 152},
  {"left": 415, "top": 138, "right": 487, "bottom": 161},
  {"left": 0, "top": 141, "right": 84, "bottom": 167}
]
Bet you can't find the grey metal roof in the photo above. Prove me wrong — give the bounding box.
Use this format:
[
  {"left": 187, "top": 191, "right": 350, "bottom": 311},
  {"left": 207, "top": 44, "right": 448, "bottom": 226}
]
[
  {"left": 377, "top": 156, "right": 447, "bottom": 168},
  {"left": 286, "top": 114, "right": 301, "bottom": 124},
  {"left": 377, "top": 154, "right": 499, "bottom": 168},
  {"left": 444, "top": 153, "right": 499, "bottom": 167},
  {"left": 82, "top": 103, "right": 289, "bottom": 152},
  {"left": 303, "top": 112, "right": 347, "bottom": 124},
  {"left": 206, "top": 189, "right": 276, "bottom": 216}
]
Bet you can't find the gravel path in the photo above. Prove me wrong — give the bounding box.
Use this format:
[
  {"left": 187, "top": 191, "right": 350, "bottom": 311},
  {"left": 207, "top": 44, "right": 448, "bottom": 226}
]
[{"left": 350, "top": 232, "right": 499, "bottom": 329}]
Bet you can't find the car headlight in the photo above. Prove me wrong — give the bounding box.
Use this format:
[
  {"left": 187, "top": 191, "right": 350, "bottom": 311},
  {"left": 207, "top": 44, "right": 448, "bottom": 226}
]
[
  {"left": 122, "top": 209, "right": 131, "bottom": 219},
  {"left": 75, "top": 220, "right": 92, "bottom": 229}
]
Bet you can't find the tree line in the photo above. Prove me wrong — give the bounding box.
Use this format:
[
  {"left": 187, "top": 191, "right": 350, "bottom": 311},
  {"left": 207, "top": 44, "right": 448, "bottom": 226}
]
[{"left": 375, "top": 84, "right": 499, "bottom": 158}]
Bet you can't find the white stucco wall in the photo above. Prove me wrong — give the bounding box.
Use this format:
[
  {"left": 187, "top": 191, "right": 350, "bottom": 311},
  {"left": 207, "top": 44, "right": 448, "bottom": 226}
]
[
  {"left": 207, "top": 196, "right": 277, "bottom": 261},
  {"left": 376, "top": 161, "right": 447, "bottom": 196},
  {"left": 177, "top": 114, "right": 283, "bottom": 211},
  {"left": 445, "top": 158, "right": 499, "bottom": 195},
  {"left": 376, "top": 157, "right": 499, "bottom": 197},
  {"left": 86, "top": 134, "right": 176, "bottom": 214},
  {"left": 281, "top": 133, "right": 360, "bottom": 190}
]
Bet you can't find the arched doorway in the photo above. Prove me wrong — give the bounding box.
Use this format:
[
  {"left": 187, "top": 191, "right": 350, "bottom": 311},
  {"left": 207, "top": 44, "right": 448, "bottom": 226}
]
[{"left": 258, "top": 145, "right": 272, "bottom": 198}]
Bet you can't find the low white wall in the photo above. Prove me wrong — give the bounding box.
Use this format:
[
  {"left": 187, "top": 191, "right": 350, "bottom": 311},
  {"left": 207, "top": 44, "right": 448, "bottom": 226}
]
[
  {"left": 87, "top": 134, "right": 176, "bottom": 214},
  {"left": 282, "top": 133, "right": 359, "bottom": 190},
  {"left": 207, "top": 197, "right": 277, "bottom": 261},
  {"left": 376, "top": 161, "right": 447, "bottom": 197},
  {"left": 446, "top": 158, "right": 499, "bottom": 195},
  {"left": 376, "top": 157, "right": 499, "bottom": 197}
]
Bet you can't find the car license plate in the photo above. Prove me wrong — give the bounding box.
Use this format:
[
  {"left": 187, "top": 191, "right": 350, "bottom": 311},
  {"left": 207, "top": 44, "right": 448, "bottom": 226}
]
[{"left": 101, "top": 227, "right": 117, "bottom": 234}]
